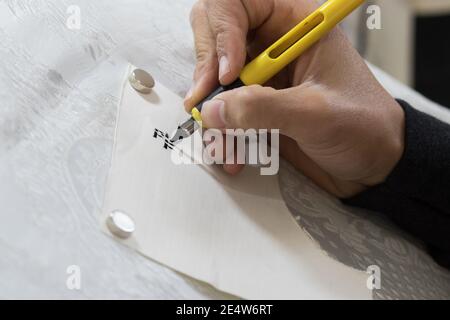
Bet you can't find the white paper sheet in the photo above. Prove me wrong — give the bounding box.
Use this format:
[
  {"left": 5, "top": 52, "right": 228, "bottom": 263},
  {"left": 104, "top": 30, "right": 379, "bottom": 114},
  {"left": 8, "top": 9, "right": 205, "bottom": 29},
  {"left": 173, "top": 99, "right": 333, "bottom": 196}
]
[{"left": 100, "top": 65, "right": 371, "bottom": 299}]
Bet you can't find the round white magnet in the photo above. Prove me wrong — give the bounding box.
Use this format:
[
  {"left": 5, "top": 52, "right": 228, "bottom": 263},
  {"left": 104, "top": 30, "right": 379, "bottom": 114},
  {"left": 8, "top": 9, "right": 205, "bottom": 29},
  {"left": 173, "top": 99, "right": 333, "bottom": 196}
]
[
  {"left": 129, "top": 69, "right": 155, "bottom": 94},
  {"left": 106, "top": 210, "right": 135, "bottom": 239}
]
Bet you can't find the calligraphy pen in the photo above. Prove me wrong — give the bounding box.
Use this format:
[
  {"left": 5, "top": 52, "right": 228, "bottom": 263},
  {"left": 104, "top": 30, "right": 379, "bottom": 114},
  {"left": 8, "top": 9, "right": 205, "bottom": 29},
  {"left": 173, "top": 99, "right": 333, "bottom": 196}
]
[{"left": 171, "top": 0, "right": 365, "bottom": 143}]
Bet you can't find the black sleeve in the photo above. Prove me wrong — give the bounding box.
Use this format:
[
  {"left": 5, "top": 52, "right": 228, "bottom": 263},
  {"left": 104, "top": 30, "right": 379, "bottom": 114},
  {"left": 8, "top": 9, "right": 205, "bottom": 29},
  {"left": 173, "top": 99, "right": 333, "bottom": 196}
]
[{"left": 343, "top": 100, "right": 450, "bottom": 269}]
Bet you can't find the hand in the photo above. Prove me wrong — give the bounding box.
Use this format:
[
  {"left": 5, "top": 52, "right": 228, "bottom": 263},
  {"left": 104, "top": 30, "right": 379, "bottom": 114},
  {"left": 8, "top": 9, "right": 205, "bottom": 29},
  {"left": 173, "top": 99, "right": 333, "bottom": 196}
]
[{"left": 184, "top": 0, "right": 405, "bottom": 198}]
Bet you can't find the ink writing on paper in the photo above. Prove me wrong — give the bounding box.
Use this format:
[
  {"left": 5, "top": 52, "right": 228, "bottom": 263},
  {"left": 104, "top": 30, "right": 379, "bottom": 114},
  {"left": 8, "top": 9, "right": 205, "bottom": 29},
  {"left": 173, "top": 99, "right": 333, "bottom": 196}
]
[{"left": 153, "top": 129, "right": 175, "bottom": 150}]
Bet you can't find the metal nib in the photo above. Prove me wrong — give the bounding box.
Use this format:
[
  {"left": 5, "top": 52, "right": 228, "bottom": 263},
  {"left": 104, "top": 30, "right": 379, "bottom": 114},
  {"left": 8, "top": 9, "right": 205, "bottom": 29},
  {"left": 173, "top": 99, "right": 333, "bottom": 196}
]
[{"left": 170, "top": 117, "right": 197, "bottom": 143}]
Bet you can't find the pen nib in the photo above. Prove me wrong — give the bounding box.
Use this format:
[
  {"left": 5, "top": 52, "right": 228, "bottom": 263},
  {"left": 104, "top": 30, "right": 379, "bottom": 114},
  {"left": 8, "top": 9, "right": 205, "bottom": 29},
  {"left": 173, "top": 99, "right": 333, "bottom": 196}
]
[{"left": 170, "top": 117, "right": 197, "bottom": 143}]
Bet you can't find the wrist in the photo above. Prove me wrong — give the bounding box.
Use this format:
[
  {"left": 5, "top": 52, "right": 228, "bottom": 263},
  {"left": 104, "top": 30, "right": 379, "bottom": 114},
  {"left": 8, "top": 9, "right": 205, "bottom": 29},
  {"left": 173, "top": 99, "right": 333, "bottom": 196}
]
[{"left": 365, "top": 100, "right": 406, "bottom": 187}]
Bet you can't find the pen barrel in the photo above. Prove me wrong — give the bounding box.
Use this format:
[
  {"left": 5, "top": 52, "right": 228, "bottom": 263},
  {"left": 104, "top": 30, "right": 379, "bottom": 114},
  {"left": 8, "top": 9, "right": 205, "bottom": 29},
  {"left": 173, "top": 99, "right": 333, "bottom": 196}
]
[
  {"left": 192, "top": 78, "right": 244, "bottom": 115},
  {"left": 240, "top": 0, "right": 365, "bottom": 86},
  {"left": 321, "top": 0, "right": 365, "bottom": 26}
]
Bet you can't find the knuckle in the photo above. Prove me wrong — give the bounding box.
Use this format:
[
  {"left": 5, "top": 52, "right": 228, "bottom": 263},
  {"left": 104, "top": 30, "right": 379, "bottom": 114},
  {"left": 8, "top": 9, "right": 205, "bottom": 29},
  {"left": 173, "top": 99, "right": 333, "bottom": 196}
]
[
  {"left": 190, "top": 1, "right": 206, "bottom": 25},
  {"left": 213, "top": 18, "right": 231, "bottom": 36},
  {"left": 247, "top": 84, "right": 265, "bottom": 96},
  {"left": 242, "top": 85, "right": 264, "bottom": 108},
  {"left": 194, "top": 49, "right": 216, "bottom": 73},
  {"left": 194, "top": 59, "right": 214, "bottom": 80},
  {"left": 232, "top": 106, "right": 250, "bottom": 128},
  {"left": 239, "top": 86, "right": 256, "bottom": 103},
  {"left": 195, "top": 46, "right": 215, "bottom": 63},
  {"left": 233, "top": 87, "right": 259, "bottom": 127},
  {"left": 215, "top": 29, "right": 230, "bottom": 55},
  {"left": 215, "top": 25, "right": 242, "bottom": 54}
]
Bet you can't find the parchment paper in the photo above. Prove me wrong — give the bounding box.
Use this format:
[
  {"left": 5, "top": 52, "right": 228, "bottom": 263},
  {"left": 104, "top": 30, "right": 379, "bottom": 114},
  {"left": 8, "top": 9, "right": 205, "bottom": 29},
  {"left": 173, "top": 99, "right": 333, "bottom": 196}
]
[{"left": 100, "top": 65, "right": 371, "bottom": 299}]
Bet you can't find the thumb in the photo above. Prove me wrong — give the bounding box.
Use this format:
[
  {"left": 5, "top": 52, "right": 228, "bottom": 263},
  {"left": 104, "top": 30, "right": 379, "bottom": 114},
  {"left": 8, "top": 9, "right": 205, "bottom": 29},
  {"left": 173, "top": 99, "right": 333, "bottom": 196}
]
[{"left": 200, "top": 85, "right": 317, "bottom": 137}]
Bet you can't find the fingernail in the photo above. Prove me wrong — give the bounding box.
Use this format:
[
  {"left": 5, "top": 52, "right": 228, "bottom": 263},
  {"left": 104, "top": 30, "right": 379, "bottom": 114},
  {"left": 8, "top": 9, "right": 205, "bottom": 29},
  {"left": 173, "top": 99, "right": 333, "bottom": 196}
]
[
  {"left": 219, "top": 56, "right": 231, "bottom": 81},
  {"left": 201, "top": 99, "right": 226, "bottom": 128}
]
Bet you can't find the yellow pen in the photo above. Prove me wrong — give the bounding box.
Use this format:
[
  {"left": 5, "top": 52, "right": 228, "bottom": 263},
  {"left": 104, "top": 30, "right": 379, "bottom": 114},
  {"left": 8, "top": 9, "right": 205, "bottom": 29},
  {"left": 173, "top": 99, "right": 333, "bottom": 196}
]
[{"left": 171, "top": 0, "right": 365, "bottom": 142}]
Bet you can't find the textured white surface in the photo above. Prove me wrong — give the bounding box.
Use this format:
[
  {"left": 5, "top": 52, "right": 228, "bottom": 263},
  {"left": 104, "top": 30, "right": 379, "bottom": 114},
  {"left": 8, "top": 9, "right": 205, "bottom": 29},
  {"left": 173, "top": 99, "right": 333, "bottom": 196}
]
[
  {"left": 1, "top": 0, "right": 450, "bottom": 299},
  {"left": 0, "top": 0, "right": 230, "bottom": 299}
]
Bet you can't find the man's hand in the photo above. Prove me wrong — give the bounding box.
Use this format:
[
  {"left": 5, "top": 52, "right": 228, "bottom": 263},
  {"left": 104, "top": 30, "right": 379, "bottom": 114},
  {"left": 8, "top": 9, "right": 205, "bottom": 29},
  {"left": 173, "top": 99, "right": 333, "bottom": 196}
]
[{"left": 184, "top": 0, "right": 405, "bottom": 198}]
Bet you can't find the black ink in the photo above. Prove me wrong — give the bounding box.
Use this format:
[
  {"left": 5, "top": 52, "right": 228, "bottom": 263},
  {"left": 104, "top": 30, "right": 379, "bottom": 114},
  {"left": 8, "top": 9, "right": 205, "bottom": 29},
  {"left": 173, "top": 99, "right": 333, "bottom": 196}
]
[
  {"left": 164, "top": 139, "right": 175, "bottom": 150},
  {"left": 154, "top": 128, "right": 176, "bottom": 150},
  {"left": 153, "top": 128, "right": 168, "bottom": 140}
]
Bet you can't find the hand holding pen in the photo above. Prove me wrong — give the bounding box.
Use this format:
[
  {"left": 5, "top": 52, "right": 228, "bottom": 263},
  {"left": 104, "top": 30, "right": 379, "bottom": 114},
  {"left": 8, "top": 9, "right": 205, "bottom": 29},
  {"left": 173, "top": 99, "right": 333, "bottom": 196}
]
[{"left": 183, "top": 0, "right": 405, "bottom": 199}]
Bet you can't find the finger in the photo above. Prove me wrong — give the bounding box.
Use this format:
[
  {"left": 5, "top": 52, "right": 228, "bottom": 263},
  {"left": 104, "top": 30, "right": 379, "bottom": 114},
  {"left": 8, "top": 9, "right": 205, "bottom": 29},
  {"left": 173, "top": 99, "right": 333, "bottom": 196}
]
[
  {"left": 203, "top": 130, "right": 244, "bottom": 175},
  {"left": 203, "top": 131, "right": 233, "bottom": 163},
  {"left": 185, "top": 1, "right": 220, "bottom": 112},
  {"left": 223, "top": 162, "right": 245, "bottom": 175},
  {"left": 222, "top": 136, "right": 245, "bottom": 175},
  {"left": 246, "top": 0, "right": 318, "bottom": 57},
  {"left": 200, "top": 84, "right": 328, "bottom": 140},
  {"left": 204, "top": 0, "right": 249, "bottom": 85}
]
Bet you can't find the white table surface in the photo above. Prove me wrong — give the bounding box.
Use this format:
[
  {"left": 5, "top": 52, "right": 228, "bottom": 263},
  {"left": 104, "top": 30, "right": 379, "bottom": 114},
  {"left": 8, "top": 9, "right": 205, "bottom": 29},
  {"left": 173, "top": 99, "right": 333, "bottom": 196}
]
[
  {"left": 1, "top": 0, "right": 450, "bottom": 300},
  {"left": 0, "top": 0, "right": 233, "bottom": 299}
]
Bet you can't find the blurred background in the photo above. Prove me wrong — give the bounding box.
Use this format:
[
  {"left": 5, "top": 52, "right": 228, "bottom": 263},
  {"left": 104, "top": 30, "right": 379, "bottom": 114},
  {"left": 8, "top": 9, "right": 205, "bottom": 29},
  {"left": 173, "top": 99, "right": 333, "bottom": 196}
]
[{"left": 341, "top": 0, "right": 450, "bottom": 108}]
